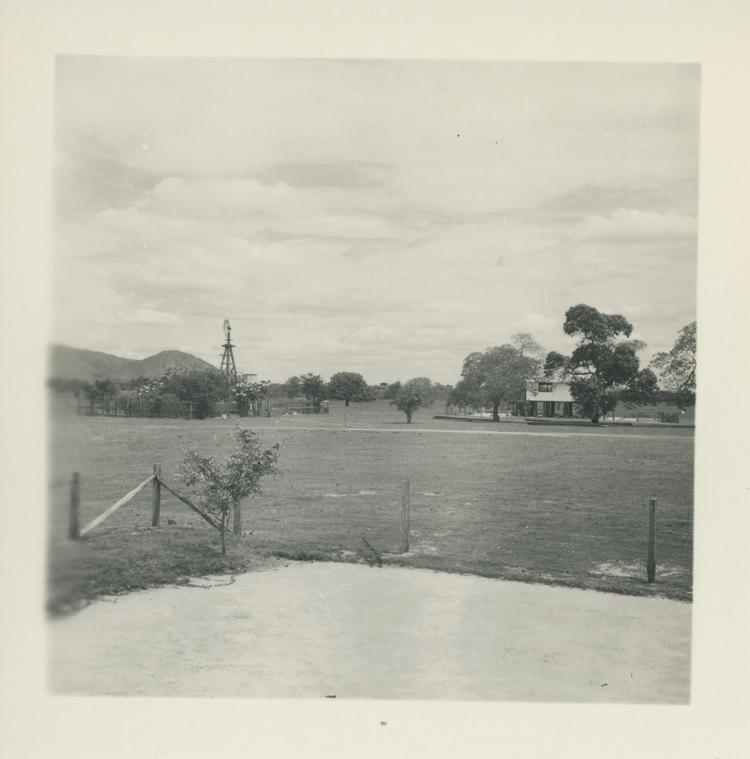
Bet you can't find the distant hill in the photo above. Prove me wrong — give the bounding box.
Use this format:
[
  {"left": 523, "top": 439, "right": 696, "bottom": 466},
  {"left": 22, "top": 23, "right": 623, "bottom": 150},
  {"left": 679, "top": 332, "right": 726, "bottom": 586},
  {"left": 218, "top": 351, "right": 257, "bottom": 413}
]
[{"left": 49, "top": 345, "right": 219, "bottom": 382}]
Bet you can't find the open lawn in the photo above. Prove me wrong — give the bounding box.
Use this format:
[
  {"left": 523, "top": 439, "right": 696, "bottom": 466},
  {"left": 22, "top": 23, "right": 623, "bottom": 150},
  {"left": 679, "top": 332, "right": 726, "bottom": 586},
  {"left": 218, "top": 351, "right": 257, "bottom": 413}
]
[{"left": 47, "top": 400, "right": 694, "bottom": 612}]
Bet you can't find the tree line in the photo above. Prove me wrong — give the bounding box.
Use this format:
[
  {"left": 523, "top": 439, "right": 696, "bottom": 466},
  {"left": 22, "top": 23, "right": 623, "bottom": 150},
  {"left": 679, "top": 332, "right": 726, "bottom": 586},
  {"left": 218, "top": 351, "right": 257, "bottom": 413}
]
[
  {"left": 234, "top": 372, "right": 452, "bottom": 421},
  {"left": 48, "top": 304, "right": 696, "bottom": 424},
  {"left": 48, "top": 370, "right": 233, "bottom": 419},
  {"left": 47, "top": 367, "right": 451, "bottom": 421}
]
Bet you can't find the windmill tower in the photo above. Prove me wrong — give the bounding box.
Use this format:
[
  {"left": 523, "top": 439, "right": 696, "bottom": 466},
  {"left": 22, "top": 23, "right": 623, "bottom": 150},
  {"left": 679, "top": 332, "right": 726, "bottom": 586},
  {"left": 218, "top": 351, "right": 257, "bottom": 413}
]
[{"left": 220, "top": 318, "right": 238, "bottom": 385}]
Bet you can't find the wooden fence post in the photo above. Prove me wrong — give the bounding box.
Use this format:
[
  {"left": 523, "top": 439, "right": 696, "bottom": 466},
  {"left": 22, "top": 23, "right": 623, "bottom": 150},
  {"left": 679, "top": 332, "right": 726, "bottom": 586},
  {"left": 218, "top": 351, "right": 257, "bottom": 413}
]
[
  {"left": 233, "top": 497, "right": 242, "bottom": 536},
  {"left": 69, "top": 472, "right": 80, "bottom": 539},
  {"left": 401, "top": 480, "right": 410, "bottom": 553},
  {"left": 647, "top": 496, "right": 657, "bottom": 583},
  {"left": 152, "top": 464, "right": 161, "bottom": 526}
]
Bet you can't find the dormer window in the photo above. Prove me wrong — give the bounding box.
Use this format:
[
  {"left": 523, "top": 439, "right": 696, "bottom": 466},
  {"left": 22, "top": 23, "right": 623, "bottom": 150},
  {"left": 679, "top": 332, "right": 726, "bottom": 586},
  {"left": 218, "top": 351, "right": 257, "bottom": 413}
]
[{"left": 538, "top": 382, "right": 553, "bottom": 392}]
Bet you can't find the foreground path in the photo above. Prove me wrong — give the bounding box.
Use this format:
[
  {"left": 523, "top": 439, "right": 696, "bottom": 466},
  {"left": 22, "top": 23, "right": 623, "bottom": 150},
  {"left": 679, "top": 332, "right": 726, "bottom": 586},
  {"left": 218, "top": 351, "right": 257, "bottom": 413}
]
[{"left": 48, "top": 563, "right": 690, "bottom": 702}]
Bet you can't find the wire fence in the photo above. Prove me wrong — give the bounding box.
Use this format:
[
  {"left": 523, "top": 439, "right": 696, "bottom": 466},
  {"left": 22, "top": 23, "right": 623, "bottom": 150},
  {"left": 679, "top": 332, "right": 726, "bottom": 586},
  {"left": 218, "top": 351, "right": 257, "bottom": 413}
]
[
  {"left": 75, "top": 397, "right": 330, "bottom": 419},
  {"left": 55, "top": 466, "right": 691, "bottom": 601}
]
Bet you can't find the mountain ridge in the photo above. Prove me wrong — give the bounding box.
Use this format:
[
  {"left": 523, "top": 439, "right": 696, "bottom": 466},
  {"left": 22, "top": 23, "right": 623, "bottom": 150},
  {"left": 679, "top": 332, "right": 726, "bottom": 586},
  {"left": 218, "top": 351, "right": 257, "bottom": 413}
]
[{"left": 49, "top": 344, "right": 219, "bottom": 382}]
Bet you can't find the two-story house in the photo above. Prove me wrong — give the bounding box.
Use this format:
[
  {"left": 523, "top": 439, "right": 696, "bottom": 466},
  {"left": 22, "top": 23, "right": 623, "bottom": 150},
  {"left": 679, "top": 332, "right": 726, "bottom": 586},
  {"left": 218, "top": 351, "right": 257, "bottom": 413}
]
[{"left": 524, "top": 380, "right": 575, "bottom": 417}]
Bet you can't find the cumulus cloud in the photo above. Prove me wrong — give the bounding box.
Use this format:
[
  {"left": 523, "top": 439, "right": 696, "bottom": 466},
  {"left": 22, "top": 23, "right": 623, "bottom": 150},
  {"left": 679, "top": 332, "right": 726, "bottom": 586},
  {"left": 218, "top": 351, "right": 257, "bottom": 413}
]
[{"left": 52, "top": 58, "right": 700, "bottom": 381}]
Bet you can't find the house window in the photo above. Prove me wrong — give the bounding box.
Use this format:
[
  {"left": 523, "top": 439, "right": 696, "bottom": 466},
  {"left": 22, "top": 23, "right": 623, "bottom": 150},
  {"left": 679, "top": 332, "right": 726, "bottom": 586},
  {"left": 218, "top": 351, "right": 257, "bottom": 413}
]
[{"left": 538, "top": 382, "right": 553, "bottom": 393}]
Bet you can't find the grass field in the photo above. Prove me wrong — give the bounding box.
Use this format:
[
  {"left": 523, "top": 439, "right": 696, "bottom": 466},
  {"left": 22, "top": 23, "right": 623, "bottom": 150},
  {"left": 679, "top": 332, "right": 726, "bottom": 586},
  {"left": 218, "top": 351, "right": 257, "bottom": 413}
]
[{"left": 47, "top": 400, "right": 694, "bottom": 612}]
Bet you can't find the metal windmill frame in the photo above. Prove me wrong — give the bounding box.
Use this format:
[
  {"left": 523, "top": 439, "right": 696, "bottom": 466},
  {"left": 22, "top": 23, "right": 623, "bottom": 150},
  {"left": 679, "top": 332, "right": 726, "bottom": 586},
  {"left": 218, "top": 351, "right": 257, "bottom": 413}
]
[{"left": 220, "top": 318, "right": 238, "bottom": 385}]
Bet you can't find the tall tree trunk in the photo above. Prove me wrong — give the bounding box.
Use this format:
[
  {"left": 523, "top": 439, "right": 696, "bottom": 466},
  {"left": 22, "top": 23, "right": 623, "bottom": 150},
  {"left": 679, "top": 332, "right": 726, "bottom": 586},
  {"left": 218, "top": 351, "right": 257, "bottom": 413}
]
[
  {"left": 345, "top": 398, "right": 350, "bottom": 407},
  {"left": 406, "top": 409, "right": 412, "bottom": 423},
  {"left": 492, "top": 401, "right": 500, "bottom": 422},
  {"left": 220, "top": 512, "right": 226, "bottom": 554}
]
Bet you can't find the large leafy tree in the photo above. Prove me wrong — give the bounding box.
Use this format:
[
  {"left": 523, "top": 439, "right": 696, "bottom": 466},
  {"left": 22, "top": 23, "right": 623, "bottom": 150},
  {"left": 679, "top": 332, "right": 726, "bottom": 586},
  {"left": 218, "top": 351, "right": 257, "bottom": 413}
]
[
  {"left": 300, "top": 372, "right": 327, "bottom": 412},
  {"left": 459, "top": 344, "right": 541, "bottom": 421},
  {"left": 551, "top": 304, "right": 657, "bottom": 422},
  {"left": 161, "top": 368, "right": 229, "bottom": 419},
  {"left": 389, "top": 377, "right": 435, "bottom": 423},
  {"left": 650, "top": 321, "right": 696, "bottom": 409},
  {"left": 327, "top": 371, "right": 372, "bottom": 406}
]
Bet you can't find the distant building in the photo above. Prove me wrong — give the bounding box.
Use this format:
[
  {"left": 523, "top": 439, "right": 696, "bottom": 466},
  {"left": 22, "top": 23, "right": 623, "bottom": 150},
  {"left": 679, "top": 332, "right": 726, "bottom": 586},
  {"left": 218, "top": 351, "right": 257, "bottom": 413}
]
[{"left": 524, "top": 380, "right": 574, "bottom": 418}]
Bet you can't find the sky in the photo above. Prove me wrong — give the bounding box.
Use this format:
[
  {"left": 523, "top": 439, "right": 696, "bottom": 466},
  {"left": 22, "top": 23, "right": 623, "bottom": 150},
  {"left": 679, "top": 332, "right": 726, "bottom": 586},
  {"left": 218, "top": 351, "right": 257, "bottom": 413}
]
[{"left": 53, "top": 58, "right": 700, "bottom": 384}]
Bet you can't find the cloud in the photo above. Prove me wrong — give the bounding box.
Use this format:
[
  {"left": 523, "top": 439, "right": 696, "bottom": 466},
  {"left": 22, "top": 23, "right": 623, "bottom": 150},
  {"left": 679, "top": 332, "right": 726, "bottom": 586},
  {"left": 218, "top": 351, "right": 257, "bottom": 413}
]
[
  {"left": 56, "top": 134, "right": 161, "bottom": 218},
  {"left": 535, "top": 180, "right": 698, "bottom": 221},
  {"left": 130, "top": 308, "right": 183, "bottom": 326},
  {"left": 142, "top": 175, "right": 414, "bottom": 241},
  {"left": 578, "top": 208, "right": 697, "bottom": 245},
  {"left": 52, "top": 59, "right": 700, "bottom": 382},
  {"left": 257, "top": 161, "right": 388, "bottom": 189}
]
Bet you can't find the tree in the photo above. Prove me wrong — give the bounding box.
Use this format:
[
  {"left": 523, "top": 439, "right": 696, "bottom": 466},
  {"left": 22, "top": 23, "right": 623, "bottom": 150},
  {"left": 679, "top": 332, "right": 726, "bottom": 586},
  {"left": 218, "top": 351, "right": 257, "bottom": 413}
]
[
  {"left": 300, "top": 372, "right": 326, "bottom": 412},
  {"left": 511, "top": 332, "right": 543, "bottom": 357},
  {"left": 429, "top": 382, "right": 453, "bottom": 402},
  {"left": 390, "top": 378, "right": 434, "bottom": 423},
  {"left": 650, "top": 321, "right": 696, "bottom": 409},
  {"left": 127, "top": 376, "right": 167, "bottom": 416},
  {"left": 367, "top": 383, "right": 388, "bottom": 400},
  {"left": 327, "top": 371, "right": 371, "bottom": 406},
  {"left": 554, "top": 304, "right": 656, "bottom": 422},
  {"left": 232, "top": 379, "right": 271, "bottom": 417},
  {"left": 448, "top": 378, "right": 483, "bottom": 413},
  {"left": 265, "top": 382, "right": 287, "bottom": 399},
  {"left": 543, "top": 350, "right": 571, "bottom": 380},
  {"left": 458, "top": 344, "right": 541, "bottom": 421},
  {"left": 181, "top": 428, "right": 280, "bottom": 554},
  {"left": 79, "top": 378, "right": 120, "bottom": 413},
  {"left": 382, "top": 380, "right": 402, "bottom": 400},
  {"left": 161, "top": 368, "right": 229, "bottom": 419},
  {"left": 618, "top": 368, "right": 659, "bottom": 407},
  {"left": 282, "top": 376, "right": 302, "bottom": 398}
]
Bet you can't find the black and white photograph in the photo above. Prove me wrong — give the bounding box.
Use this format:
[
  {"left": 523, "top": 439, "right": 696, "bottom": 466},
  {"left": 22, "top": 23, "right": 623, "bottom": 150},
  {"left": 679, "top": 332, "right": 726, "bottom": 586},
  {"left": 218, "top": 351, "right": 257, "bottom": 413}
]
[
  {"left": 46, "top": 56, "right": 698, "bottom": 701},
  {"left": 1, "top": 3, "right": 748, "bottom": 758}
]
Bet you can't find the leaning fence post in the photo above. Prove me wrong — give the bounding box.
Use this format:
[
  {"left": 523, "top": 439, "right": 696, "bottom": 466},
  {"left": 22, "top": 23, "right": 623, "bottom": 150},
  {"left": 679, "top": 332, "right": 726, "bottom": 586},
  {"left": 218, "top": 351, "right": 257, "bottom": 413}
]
[
  {"left": 401, "top": 480, "right": 410, "bottom": 553},
  {"left": 69, "top": 472, "right": 80, "bottom": 539},
  {"left": 647, "top": 496, "right": 657, "bottom": 583},
  {"left": 233, "top": 497, "right": 242, "bottom": 536},
  {"left": 152, "top": 464, "right": 161, "bottom": 526}
]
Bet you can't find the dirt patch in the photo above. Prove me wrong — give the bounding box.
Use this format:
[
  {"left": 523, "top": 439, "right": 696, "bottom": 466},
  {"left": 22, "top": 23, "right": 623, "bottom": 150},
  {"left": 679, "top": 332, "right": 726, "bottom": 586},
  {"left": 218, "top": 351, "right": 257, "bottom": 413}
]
[{"left": 49, "top": 562, "right": 691, "bottom": 702}]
